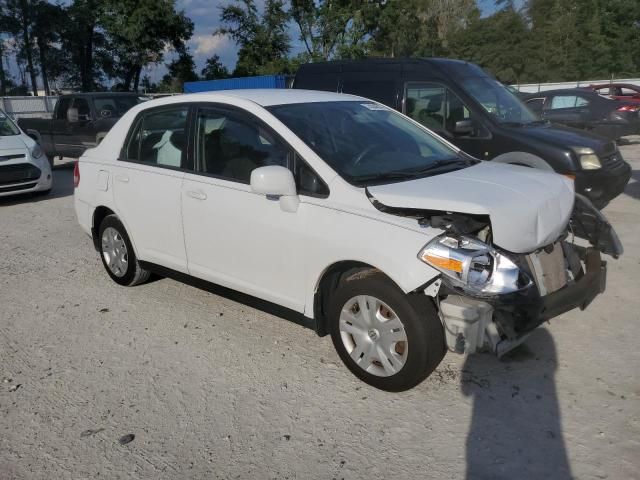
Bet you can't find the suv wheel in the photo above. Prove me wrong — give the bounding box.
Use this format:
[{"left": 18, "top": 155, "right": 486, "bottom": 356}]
[
  {"left": 98, "top": 215, "right": 150, "bottom": 286},
  {"left": 328, "top": 269, "right": 446, "bottom": 392}
]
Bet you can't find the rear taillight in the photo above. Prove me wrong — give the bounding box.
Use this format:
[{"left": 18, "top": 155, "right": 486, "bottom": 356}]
[
  {"left": 73, "top": 161, "right": 80, "bottom": 188},
  {"left": 617, "top": 104, "right": 640, "bottom": 112}
]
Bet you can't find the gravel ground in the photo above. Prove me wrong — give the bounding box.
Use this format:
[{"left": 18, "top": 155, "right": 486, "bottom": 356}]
[{"left": 1, "top": 141, "right": 639, "bottom": 480}]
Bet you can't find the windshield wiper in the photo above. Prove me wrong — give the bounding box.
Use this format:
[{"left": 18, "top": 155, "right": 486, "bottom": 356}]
[{"left": 353, "top": 159, "right": 468, "bottom": 185}]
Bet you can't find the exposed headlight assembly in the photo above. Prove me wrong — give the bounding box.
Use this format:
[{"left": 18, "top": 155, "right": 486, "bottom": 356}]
[
  {"left": 573, "top": 147, "right": 601, "bottom": 170},
  {"left": 418, "top": 234, "right": 532, "bottom": 295}
]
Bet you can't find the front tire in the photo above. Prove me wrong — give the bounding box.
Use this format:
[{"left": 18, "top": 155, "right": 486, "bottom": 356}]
[
  {"left": 98, "top": 215, "right": 150, "bottom": 286},
  {"left": 328, "top": 269, "right": 446, "bottom": 392}
]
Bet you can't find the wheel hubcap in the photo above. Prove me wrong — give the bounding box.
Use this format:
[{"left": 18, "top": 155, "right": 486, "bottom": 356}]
[
  {"left": 339, "top": 295, "right": 408, "bottom": 377},
  {"left": 101, "top": 227, "right": 128, "bottom": 278}
]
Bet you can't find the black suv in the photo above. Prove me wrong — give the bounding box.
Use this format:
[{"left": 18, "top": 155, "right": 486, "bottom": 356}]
[{"left": 294, "top": 58, "right": 632, "bottom": 208}]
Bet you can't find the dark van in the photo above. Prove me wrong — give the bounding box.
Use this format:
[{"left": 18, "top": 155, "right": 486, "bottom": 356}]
[{"left": 293, "top": 58, "right": 632, "bottom": 208}]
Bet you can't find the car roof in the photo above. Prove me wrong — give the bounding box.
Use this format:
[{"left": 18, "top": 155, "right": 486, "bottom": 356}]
[
  {"left": 140, "top": 89, "right": 366, "bottom": 108},
  {"left": 590, "top": 83, "right": 640, "bottom": 90},
  {"left": 523, "top": 88, "right": 599, "bottom": 97}
]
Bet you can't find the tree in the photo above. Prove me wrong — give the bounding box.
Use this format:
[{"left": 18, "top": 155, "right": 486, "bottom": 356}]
[
  {"left": 157, "top": 48, "right": 198, "bottom": 92},
  {"left": 31, "top": 0, "right": 66, "bottom": 95},
  {"left": 0, "top": 0, "right": 38, "bottom": 94},
  {"left": 100, "top": 0, "right": 193, "bottom": 91},
  {"left": 201, "top": 54, "right": 229, "bottom": 80},
  {"left": 217, "top": 0, "right": 290, "bottom": 76}
]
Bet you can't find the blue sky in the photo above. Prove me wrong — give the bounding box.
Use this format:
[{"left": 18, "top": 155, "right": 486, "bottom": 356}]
[{"left": 147, "top": 0, "right": 501, "bottom": 82}]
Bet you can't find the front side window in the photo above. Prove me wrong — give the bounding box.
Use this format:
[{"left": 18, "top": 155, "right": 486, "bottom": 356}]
[
  {"left": 460, "top": 76, "right": 538, "bottom": 125},
  {"left": 195, "top": 108, "right": 290, "bottom": 184},
  {"left": 268, "top": 101, "right": 467, "bottom": 186},
  {"left": 94, "top": 96, "right": 149, "bottom": 118},
  {"left": 0, "top": 110, "right": 20, "bottom": 135},
  {"left": 73, "top": 98, "right": 91, "bottom": 119},
  {"left": 124, "top": 107, "right": 188, "bottom": 168},
  {"left": 525, "top": 97, "right": 545, "bottom": 114}
]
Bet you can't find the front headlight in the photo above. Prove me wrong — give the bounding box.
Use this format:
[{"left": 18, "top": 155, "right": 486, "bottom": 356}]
[
  {"left": 30, "top": 144, "right": 43, "bottom": 159},
  {"left": 574, "top": 147, "right": 601, "bottom": 170},
  {"left": 418, "top": 234, "right": 532, "bottom": 295}
]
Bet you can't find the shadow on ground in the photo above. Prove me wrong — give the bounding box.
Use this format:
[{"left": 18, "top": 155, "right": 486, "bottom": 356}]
[
  {"left": 0, "top": 161, "right": 75, "bottom": 206},
  {"left": 462, "top": 329, "right": 572, "bottom": 480},
  {"left": 623, "top": 169, "right": 640, "bottom": 201}
]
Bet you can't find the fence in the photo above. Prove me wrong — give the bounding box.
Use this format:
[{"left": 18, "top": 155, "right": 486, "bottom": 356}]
[
  {"left": 513, "top": 78, "right": 640, "bottom": 93},
  {"left": 1, "top": 96, "right": 58, "bottom": 119}
]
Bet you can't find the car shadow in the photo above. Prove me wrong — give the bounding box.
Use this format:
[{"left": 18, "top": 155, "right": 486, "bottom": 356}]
[
  {"left": 0, "top": 160, "right": 75, "bottom": 206},
  {"left": 461, "top": 328, "right": 572, "bottom": 480},
  {"left": 623, "top": 169, "right": 640, "bottom": 201}
]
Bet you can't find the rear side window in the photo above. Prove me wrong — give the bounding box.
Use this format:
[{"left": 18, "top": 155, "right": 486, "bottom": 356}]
[
  {"left": 73, "top": 98, "right": 91, "bottom": 118},
  {"left": 550, "top": 95, "right": 590, "bottom": 109},
  {"left": 341, "top": 80, "right": 396, "bottom": 108},
  {"left": 123, "top": 107, "right": 189, "bottom": 168}
]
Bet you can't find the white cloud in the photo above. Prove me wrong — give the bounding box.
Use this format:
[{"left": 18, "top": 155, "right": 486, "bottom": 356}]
[{"left": 191, "top": 33, "right": 230, "bottom": 56}]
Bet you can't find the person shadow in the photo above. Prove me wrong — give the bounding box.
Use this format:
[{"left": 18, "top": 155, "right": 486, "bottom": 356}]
[{"left": 461, "top": 328, "right": 573, "bottom": 480}]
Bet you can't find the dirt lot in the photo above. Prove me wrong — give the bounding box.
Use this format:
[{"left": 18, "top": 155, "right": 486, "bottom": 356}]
[{"left": 1, "top": 141, "right": 639, "bottom": 480}]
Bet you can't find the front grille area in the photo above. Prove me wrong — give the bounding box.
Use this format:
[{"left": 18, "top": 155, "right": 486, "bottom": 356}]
[
  {"left": 0, "top": 154, "right": 26, "bottom": 162},
  {"left": 0, "top": 163, "right": 41, "bottom": 186},
  {"left": 601, "top": 151, "right": 626, "bottom": 172},
  {"left": 0, "top": 181, "right": 38, "bottom": 193}
]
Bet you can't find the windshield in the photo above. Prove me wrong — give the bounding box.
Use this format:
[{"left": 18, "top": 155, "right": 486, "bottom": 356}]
[
  {"left": 461, "top": 77, "right": 538, "bottom": 125},
  {"left": 267, "top": 101, "right": 466, "bottom": 186},
  {"left": 93, "top": 96, "right": 149, "bottom": 118},
  {"left": 0, "top": 110, "right": 20, "bottom": 136}
]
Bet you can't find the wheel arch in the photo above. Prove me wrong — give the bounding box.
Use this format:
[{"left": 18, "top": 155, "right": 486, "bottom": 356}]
[
  {"left": 491, "top": 151, "right": 554, "bottom": 171},
  {"left": 312, "top": 261, "right": 403, "bottom": 337}
]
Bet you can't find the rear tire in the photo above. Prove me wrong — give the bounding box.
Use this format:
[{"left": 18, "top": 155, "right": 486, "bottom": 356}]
[
  {"left": 328, "top": 269, "right": 446, "bottom": 392},
  {"left": 98, "top": 215, "right": 150, "bottom": 286}
]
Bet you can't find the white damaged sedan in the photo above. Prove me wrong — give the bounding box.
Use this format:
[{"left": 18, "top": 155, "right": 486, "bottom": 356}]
[
  {"left": 0, "top": 110, "right": 52, "bottom": 198},
  {"left": 74, "top": 90, "right": 622, "bottom": 391}
]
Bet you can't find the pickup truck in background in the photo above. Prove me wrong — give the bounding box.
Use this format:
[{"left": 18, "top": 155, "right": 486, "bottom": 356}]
[{"left": 18, "top": 93, "right": 149, "bottom": 163}]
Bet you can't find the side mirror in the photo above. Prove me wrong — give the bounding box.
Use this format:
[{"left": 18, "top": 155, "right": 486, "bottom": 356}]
[
  {"left": 454, "top": 119, "right": 475, "bottom": 135},
  {"left": 67, "top": 107, "right": 79, "bottom": 123},
  {"left": 250, "top": 165, "right": 299, "bottom": 212}
]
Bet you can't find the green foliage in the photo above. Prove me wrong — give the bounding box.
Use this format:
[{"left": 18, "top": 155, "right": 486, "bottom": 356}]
[
  {"left": 157, "top": 48, "right": 199, "bottom": 92},
  {"left": 217, "top": 0, "right": 290, "bottom": 76},
  {"left": 201, "top": 54, "right": 230, "bottom": 80}
]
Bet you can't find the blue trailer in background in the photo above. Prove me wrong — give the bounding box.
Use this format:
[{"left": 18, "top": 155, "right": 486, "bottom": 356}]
[{"left": 184, "top": 75, "right": 288, "bottom": 93}]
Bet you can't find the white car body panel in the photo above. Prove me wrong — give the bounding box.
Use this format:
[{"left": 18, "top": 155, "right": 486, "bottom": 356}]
[
  {"left": 0, "top": 119, "right": 52, "bottom": 198},
  {"left": 74, "top": 89, "right": 575, "bottom": 321},
  {"left": 368, "top": 161, "right": 575, "bottom": 253}
]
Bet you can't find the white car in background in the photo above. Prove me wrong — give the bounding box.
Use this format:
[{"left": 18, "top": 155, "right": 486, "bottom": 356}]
[
  {"left": 74, "top": 90, "right": 622, "bottom": 391},
  {"left": 0, "top": 110, "right": 52, "bottom": 198}
]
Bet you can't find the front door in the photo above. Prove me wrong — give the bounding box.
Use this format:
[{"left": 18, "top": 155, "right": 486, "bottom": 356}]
[
  {"left": 112, "top": 105, "right": 190, "bottom": 272},
  {"left": 181, "top": 105, "right": 307, "bottom": 311}
]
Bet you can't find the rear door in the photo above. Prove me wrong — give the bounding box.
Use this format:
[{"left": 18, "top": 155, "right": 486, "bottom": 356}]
[
  {"left": 541, "top": 94, "right": 590, "bottom": 128},
  {"left": 112, "top": 105, "right": 191, "bottom": 272},
  {"left": 70, "top": 97, "right": 97, "bottom": 155},
  {"left": 51, "top": 96, "right": 74, "bottom": 157},
  {"left": 340, "top": 70, "right": 400, "bottom": 109}
]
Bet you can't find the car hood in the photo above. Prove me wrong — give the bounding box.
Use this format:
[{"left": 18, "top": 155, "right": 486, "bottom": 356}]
[
  {"left": 504, "top": 122, "right": 614, "bottom": 155},
  {"left": 367, "top": 161, "right": 575, "bottom": 253},
  {"left": 0, "top": 135, "right": 28, "bottom": 152}
]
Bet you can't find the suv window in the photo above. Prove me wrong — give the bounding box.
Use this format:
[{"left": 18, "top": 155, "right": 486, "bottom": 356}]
[
  {"left": 550, "top": 95, "right": 589, "bottom": 109},
  {"left": 195, "top": 108, "right": 290, "bottom": 184},
  {"left": 56, "top": 97, "right": 71, "bottom": 120},
  {"left": 406, "top": 84, "right": 478, "bottom": 136},
  {"left": 124, "top": 107, "right": 189, "bottom": 168},
  {"left": 342, "top": 80, "right": 396, "bottom": 107}
]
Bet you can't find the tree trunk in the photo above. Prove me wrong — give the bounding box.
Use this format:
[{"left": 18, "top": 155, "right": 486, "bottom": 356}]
[
  {"left": 36, "top": 36, "right": 51, "bottom": 96},
  {"left": 81, "top": 22, "right": 94, "bottom": 91},
  {"left": 133, "top": 65, "right": 142, "bottom": 91},
  {"left": 19, "top": 0, "right": 38, "bottom": 96},
  {"left": 123, "top": 66, "right": 135, "bottom": 91},
  {"left": 0, "top": 45, "right": 7, "bottom": 96}
]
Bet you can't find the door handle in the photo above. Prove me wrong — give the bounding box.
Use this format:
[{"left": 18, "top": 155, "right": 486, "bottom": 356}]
[
  {"left": 186, "top": 190, "right": 207, "bottom": 200},
  {"left": 115, "top": 174, "right": 129, "bottom": 183}
]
